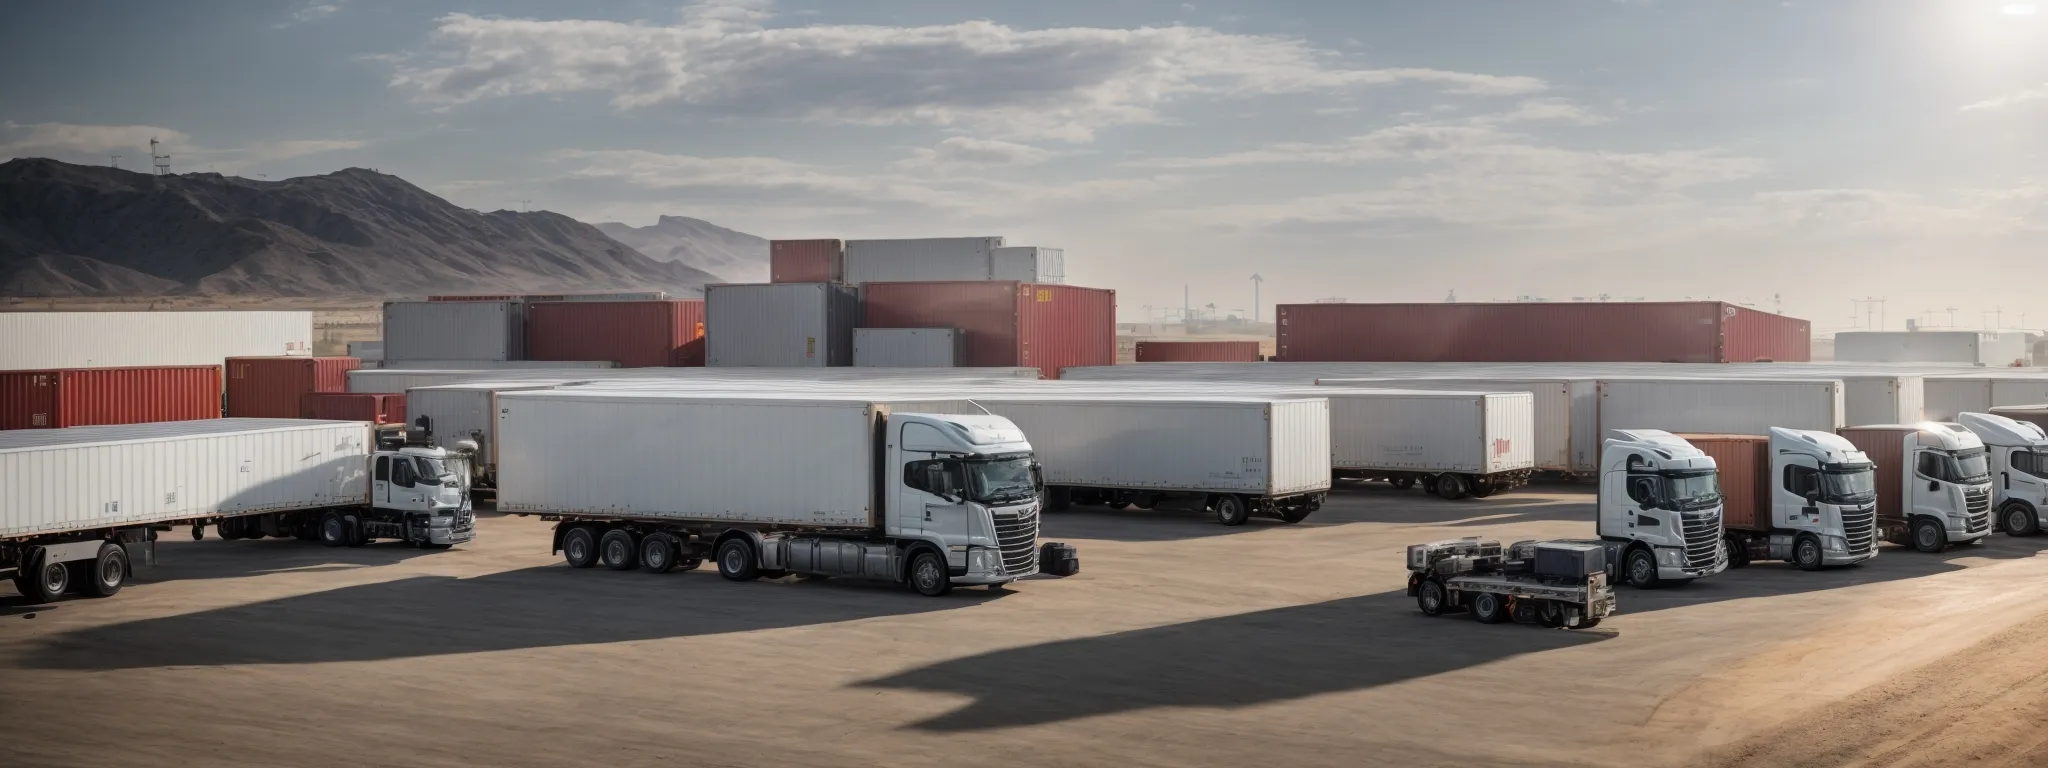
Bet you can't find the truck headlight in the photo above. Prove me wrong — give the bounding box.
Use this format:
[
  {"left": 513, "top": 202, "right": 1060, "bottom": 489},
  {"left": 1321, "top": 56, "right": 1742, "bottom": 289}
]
[
  {"left": 968, "top": 547, "right": 1000, "bottom": 575},
  {"left": 1824, "top": 535, "right": 1846, "bottom": 553},
  {"left": 1657, "top": 548, "right": 1679, "bottom": 566}
]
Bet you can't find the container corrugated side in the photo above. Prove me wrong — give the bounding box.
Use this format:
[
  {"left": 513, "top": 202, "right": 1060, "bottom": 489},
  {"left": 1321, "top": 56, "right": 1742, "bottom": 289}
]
[
  {"left": 854, "top": 328, "right": 962, "bottom": 367},
  {"left": 1, "top": 366, "right": 223, "bottom": 430},
  {"left": 0, "top": 419, "right": 370, "bottom": 538},
  {"left": 1017, "top": 284, "right": 1115, "bottom": 380},
  {"left": 974, "top": 396, "right": 1330, "bottom": 495},
  {"left": 1836, "top": 332, "right": 1984, "bottom": 364},
  {"left": 1925, "top": 377, "right": 1994, "bottom": 420},
  {"left": 378, "top": 360, "right": 619, "bottom": 371},
  {"left": 1320, "top": 378, "right": 1571, "bottom": 471},
  {"left": 1679, "top": 434, "right": 1769, "bottom": 531},
  {"left": 1321, "top": 391, "right": 1534, "bottom": 474},
  {"left": 1275, "top": 302, "right": 1809, "bottom": 363},
  {"left": 526, "top": 300, "right": 706, "bottom": 368},
  {"left": 1837, "top": 427, "right": 1909, "bottom": 527},
  {"left": 770, "top": 239, "right": 845, "bottom": 283},
  {"left": 991, "top": 246, "right": 1064, "bottom": 284},
  {"left": 1135, "top": 341, "right": 1262, "bottom": 362},
  {"left": 225, "top": 357, "right": 360, "bottom": 418},
  {"left": 0, "top": 311, "right": 312, "bottom": 370},
  {"left": 1841, "top": 375, "right": 1924, "bottom": 426},
  {"left": 1598, "top": 379, "right": 1843, "bottom": 437},
  {"left": 1267, "top": 398, "right": 1334, "bottom": 495},
  {"left": 382, "top": 301, "right": 525, "bottom": 362},
  {"left": 1992, "top": 379, "right": 2048, "bottom": 410},
  {"left": 300, "top": 393, "right": 406, "bottom": 424},
  {"left": 862, "top": 281, "right": 1021, "bottom": 368},
  {"left": 1483, "top": 393, "right": 1537, "bottom": 474},
  {"left": 407, "top": 383, "right": 563, "bottom": 470},
  {"left": 1722, "top": 304, "right": 1812, "bottom": 362},
  {"left": 842, "top": 237, "right": 1004, "bottom": 285},
  {"left": 705, "top": 283, "right": 858, "bottom": 367}
]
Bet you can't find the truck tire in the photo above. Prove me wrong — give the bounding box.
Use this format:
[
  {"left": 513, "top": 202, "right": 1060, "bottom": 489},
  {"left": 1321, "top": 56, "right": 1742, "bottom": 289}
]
[
  {"left": 85, "top": 542, "right": 128, "bottom": 598},
  {"left": 1911, "top": 518, "right": 1948, "bottom": 553},
  {"left": 15, "top": 551, "right": 68, "bottom": 603},
  {"left": 1212, "top": 494, "right": 1250, "bottom": 526},
  {"left": 1131, "top": 493, "right": 1159, "bottom": 510},
  {"left": 1278, "top": 503, "right": 1314, "bottom": 524},
  {"left": 639, "top": 533, "right": 678, "bottom": 574},
  {"left": 1391, "top": 475, "right": 1415, "bottom": 490},
  {"left": 716, "top": 538, "right": 760, "bottom": 582},
  {"left": 1794, "top": 535, "right": 1825, "bottom": 571},
  {"left": 1724, "top": 534, "right": 1751, "bottom": 568},
  {"left": 1537, "top": 601, "right": 1565, "bottom": 628},
  {"left": 1623, "top": 547, "right": 1660, "bottom": 589},
  {"left": 908, "top": 550, "right": 951, "bottom": 597},
  {"left": 561, "top": 526, "right": 599, "bottom": 569},
  {"left": 345, "top": 515, "right": 369, "bottom": 548},
  {"left": 1419, "top": 475, "right": 1439, "bottom": 496},
  {"left": 2004, "top": 504, "right": 2040, "bottom": 537},
  {"left": 319, "top": 511, "right": 348, "bottom": 548},
  {"left": 599, "top": 529, "right": 639, "bottom": 571},
  {"left": 1470, "top": 478, "right": 1497, "bottom": 499},
  {"left": 1416, "top": 580, "right": 1449, "bottom": 616},
  {"left": 1435, "top": 473, "right": 1471, "bottom": 501},
  {"left": 1471, "top": 592, "right": 1508, "bottom": 624}
]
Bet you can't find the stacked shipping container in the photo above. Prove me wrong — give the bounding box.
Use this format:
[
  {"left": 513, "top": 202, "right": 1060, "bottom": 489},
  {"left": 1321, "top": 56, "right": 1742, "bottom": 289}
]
[
  {"left": 0, "top": 366, "right": 222, "bottom": 430},
  {"left": 525, "top": 300, "right": 707, "bottom": 367},
  {"left": 705, "top": 283, "right": 861, "bottom": 367},
  {"left": 301, "top": 393, "right": 407, "bottom": 424},
  {"left": 1135, "top": 340, "right": 1261, "bottom": 363},
  {"left": 1274, "top": 302, "right": 1811, "bottom": 363},
  {"left": 225, "top": 357, "right": 360, "bottom": 418},
  {"left": 860, "top": 281, "right": 1114, "bottom": 379},
  {"left": 383, "top": 301, "right": 526, "bottom": 362},
  {"left": 769, "top": 239, "right": 845, "bottom": 283}
]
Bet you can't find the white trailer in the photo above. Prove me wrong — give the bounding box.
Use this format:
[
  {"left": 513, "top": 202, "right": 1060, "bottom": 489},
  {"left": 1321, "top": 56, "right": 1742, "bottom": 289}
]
[
  {"left": 1840, "top": 375, "right": 1925, "bottom": 426},
  {"left": 1597, "top": 378, "right": 1844, "bottom": 437},
  {"left": 0, "top": 311, "right": 312, "bottom": 369},
  {"left": 347, "top": 366, "right": 1047, "bottom": 394},
  {"left": 495, "top": 390, "right": 1066, "bottom": 595},
  {"left": 405, "top": 381, "right": 572, "bottom": 489},
  {"left": 2, "top": 419, "right": 474, "bottom": 602},
  {"left": 1835, "top": 331, "right": 2030, "bottom": 366},
  {"left": 1925, "top": 376, "right": 2048, "bottom": 420},
  {"left": 1320, "top": 378, "right": 1583, "bottom": 474}
]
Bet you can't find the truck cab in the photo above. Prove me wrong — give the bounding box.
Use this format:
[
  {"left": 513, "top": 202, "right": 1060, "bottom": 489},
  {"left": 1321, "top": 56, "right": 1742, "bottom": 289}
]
[
  {"left": 361, "top": 445, "right": 476, "bottom": 547},
  {"left": 1957, "top": 412, "right": 2048, "bottom": 537},
  {"left": 1599, "top": 429, "right": 1728, "bottom": 588},
  {"left": 883, "top": 413, "right": 1042, "bottom": 590},
  {"left": 1764, "top": 428, "right": 1879, "bottom": 567}
]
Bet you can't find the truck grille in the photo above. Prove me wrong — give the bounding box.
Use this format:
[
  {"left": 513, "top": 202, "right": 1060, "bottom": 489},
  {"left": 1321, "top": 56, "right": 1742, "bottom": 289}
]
[
  {"left": 993, "top": 508, "right": 1039, "bottom": 574},
  {"left": 1841, "top": 505, "right": 1876, "bottom": 556},
  {"left": 1681, "top": 512, "right": 1721, "bottom": 570},
  {"left": 1964, "top": 487, "right": 1992, "bottom": 534}
]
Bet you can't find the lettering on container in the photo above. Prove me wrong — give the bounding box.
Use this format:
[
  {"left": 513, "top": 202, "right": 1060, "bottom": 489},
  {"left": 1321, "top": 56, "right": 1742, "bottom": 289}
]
[
  {"left": 1036, "top": 289, "right": 1054, "bottom": 302},
  {"left": 1493, "top": 438, "right": 1513, "bottom": 457}
]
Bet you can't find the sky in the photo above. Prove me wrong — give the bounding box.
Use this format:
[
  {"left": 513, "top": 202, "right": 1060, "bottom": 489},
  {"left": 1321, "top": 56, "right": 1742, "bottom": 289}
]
[{"left": 1, "top": 0, "right": 2044, "bottom": 330}]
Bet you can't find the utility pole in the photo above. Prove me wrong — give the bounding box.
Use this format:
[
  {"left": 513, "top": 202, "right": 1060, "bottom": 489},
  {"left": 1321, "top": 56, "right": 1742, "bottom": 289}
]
[
  {"left": 1250, "top": 273, "right": 1263, "bottom": 324},
  {"left": 149, "top": 137, "right": 171, "bottom": 175},
  {"left": 109, "top": 154, "right": 121, "bottom": 169}
]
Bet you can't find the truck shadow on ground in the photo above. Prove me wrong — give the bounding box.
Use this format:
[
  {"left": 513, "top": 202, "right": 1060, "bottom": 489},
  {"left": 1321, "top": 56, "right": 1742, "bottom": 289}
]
[
  {"left": 1039, "top": 506, "right": 1304, "bottom": 542},
  {"left": 856, "top": 589, "right": 1612, "bottom": 732},
  {"left": 1618, "top": 535, "right": 2048, "bottom": 617},
  {"left": 131, "top": 537, "right": 452, "bottom": 583},
  {"left": 11, "top": 568, "right": 998, "bottom": 671}
]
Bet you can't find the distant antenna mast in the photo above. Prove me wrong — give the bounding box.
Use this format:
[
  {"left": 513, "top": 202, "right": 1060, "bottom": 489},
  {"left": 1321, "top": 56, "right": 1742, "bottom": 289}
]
[
  {"left": 109, "top": 154, "right": 121, "bottom": 169},
  {"left": 149, "top": 137, "right": 171, "bottom": 175},
  {"left": 1250, "top": 273, "right": 1263, "bottom": 323},
  {"left": 520, "top": 199, "right": 533, "bottom": 212}
]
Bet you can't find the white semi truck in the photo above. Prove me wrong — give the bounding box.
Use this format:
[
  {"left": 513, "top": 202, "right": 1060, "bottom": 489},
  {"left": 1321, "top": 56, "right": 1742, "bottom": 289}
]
[
  {"left": 1838, "top": 423, "right": 1995, "bottom": 551},
  {"left": 1683, "top": 430, "right": 1879, "bottom": 570},
  {"left": 1, "top": 419, "right": 475, "bottom": 602},
  {"left": 1597, "top": 429, "right": 1729, "bottom": 588},
  {"left": 494, "top": 390, "right": 1073, "bottom": 596},
  {"left": 1956, "top": 412, "right": 2048, "bottom": 536}
]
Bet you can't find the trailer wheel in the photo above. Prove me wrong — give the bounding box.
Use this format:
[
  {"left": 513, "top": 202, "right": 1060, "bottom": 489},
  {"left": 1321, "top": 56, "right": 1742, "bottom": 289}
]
[
  {"left": 1278, "top": 503, "right": 1314, "bottom": 524},
  {"left": 318, "top": 512, "right": 348, "bottom": 548},
  {"left": 1471, "top": 592, "right": 1509, "bottom": 624},
  {"left": 1911, "top": 518, "right": 1948, "bottom": 553},
  {"left": 599, "top": 529, "right": 639, "bottom": 571},
  {"left": 1470, "top": 477, "right": 1497, "bottom": 499},
  {"left": 85, "top": 542, "right": 128, "bottom": 598},
  {"left": 561, "top": 526, "right": 599, "bottom": 569},
  {"left": 716, "top": 538, "right": 760, "bottom": 582},
  {"left": 1131, "top": 493, "right": 1160, "bottom": 510},
  {"left": 1435, "top": 474, "right": 1471, "bottom": 501},
  {"left": 1724, "top": 534, "right": 1751, "bottom": 568},
  {"left": 640, "top": 533, "right": 677, "bottom": 574},
  {"left": 1794, "top": 535, "right": 1825, "bottom": 571},
  {"left": 1391, "top": 476, "right": 1415, "bottom": 490},
  {"left": 908, "top": 550, "right": 951, "bottom": 597},
  {"left": 2004, "top": 504, "right": 2040, "bottom": 537},
  {"left": 1212, "top": 494, "right": 1250, "bottom": 526},
  {"left": 1416, "top": 580, "right": 1449, "bottom": 616},
  {"left": 345, "top": 515, "right": 369, "bottom": 548},
  {"left": 1623, "top": 547, "right": 1660, "bottom": 589},
  {"left": 1419, "top": 475, "right": 1439, "bottom": 495},
  {"left": 14, "top": 551, "right": 69, "bottom": 603}
]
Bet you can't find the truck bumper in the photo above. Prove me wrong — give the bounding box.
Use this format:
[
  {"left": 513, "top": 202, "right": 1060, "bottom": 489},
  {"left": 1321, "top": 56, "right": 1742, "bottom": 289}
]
[
  {"left": 428, "top": 526, "right": 475, "bottom": 546},
  {"left": 1823, "top": 550, "right": 1876, "bottom": 566}
]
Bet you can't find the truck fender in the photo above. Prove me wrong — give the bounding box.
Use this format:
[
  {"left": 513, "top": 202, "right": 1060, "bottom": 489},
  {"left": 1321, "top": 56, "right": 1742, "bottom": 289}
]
[
  {"left": 549, "top": 522, "right": 575, "bottom": 555},
  {"left": 713, "top": 529, "right": 772, "bottom": 569},
  {"left": 899, "top": 541, "right": 944, "bottom": 583}
]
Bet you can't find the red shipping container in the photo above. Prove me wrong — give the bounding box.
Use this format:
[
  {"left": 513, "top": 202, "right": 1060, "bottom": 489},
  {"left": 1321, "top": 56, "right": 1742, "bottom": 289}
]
[
  {"left": 1134, "top": 340, "right": 1262, "bottom": 363},
  {"left": 1274, "top": 302, "right": 1811, "bottom": 363},
  {"left": 0, "top": 366, "right": 221, "bottom": 430},
  {"left": 1678, "top": 434, "right": 1769, "bottom": 532},
  {"left": 861, "top": 281, "right": 1114, "bottom": 379},
  {"left": 225, "top": 356, "right": 359, "bottom": 418},
  {"left": 1836, "top": 427, "right": 1912, "bottom": 531},
  {"left": 771, "top": 239, "right": 845, "bottom": 283},
  {"left": 526, "top": 300, "right": 707, "bottom": 367},
  {"left": 302, "top": 393, "right": 407, "bottom": 424}
]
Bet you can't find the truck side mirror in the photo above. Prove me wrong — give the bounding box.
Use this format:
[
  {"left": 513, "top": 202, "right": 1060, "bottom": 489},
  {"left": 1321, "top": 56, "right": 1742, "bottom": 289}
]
[
  {"left": 1804, "top": 490, "right": 1819, "bottom": 503},
  {"left": 1638, "top": 499, "right": 1654, "bottom": 511}
]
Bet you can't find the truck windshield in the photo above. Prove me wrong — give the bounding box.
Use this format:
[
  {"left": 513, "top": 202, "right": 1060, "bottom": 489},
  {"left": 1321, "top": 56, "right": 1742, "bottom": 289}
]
[
  {"left": 414, "top": 457, "right": 451, "bottom": 486},
  {"left": 1821, "top": 464, "right": 1876, "bottom": 503},
  {"left": 1954, "top": 449, "right": 1991, "bottom": 484},
  {"left": 965, "top": 458, "right": 1036, "bottom": 504},
  {"left": 1661, "top": 471, "right": 1721, "bottom": 509}
]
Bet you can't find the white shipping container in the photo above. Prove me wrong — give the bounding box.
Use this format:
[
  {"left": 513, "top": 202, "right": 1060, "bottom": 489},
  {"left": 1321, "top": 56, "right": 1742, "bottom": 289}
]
[
  {"left": 379, "top": 359, "right": 617, "bottom": 370},
  {"left": 1919, "top": 375, "right": 2048, "bottom": 420},
  {"left": 965, "top": 395, "right": 1331, "bottom": 496},
  {"left": 349, "top": 365, "right": 1046, "bottom": 394},
  {"left": 1598, "top": 378, "right": 1844, "bottom": 437},
  {"left": 1835, "top": 331, "right": 2031, "bottom": 366},
  {"left": 347, "top": 341, "right": 384, "bottom": 362},
  {"left": 1319, "top": 378, "right": 1575, "bottom": 471},
  {"left": 494, "top": 391, "right": 977, "bottom": 527},
  {"left": 0, "top": 311, "right": 312, "bottom": 370},
  {"left": 705, "top": 282, "right": 860, "bottom": 367},
  {"left": 383, "top": 301, "right": 525, "bottom": 362},
  {"left": 1842, "top": 375, "right": 1924, "bottom": 426},
  {"left": 855, "top": 328, "right": 962, "bottom": 368},
  {"left": 991, "top": 246, "right": 1064, "bottom": 284},
  {"left": 0, "top": 419, "right": 370, "bottom": 539},
  {"left": 842, "top": 237, "right": 1006, "bottom": 285},
  {"left": 405, "top": 383, "right": 566, "bottom": 475}
]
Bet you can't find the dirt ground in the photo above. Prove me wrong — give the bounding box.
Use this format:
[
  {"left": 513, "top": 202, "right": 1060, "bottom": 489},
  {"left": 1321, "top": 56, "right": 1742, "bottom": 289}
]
[{"left": 5, "top": 481, "right": 2048, "bottom": 768}]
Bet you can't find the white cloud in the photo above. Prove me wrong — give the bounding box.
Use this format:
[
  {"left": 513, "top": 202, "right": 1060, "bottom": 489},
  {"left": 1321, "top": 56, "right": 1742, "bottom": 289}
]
[
  {"left": 1961, "top": 84, "right": 2048, "bottom": 111},
  {"left": 277, "top": 1, "right": 344, "bottom": 28},
  {"left": 897, "top": 137, "right": 1054, "bottom": 171},
  {"left": 0, "top": 122, "right": 364, "bottom": 173},
  {"left": 390, "top": 1, "right": 1546, "bottom": 142}
]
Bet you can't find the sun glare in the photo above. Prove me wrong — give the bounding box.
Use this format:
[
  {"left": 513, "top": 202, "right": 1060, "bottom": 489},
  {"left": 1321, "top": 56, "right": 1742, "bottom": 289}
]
[{"left": 2004, "top": 4, "right": 2040, "bottom": 16}]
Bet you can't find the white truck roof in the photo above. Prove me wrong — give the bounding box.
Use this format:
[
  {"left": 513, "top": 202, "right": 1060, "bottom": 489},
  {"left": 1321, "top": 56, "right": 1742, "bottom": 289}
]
[{"left": 1958, "top": 412, "right": 2048, "bottom": 447}]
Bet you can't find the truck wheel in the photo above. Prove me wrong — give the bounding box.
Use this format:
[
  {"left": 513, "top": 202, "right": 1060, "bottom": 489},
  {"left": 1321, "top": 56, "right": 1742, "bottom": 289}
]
[
  {"left": 640, "top": 533, "right": 677, "bottom": 574},
  {"left": 716, "top": 538, "right": 760, "bottom": 581},
  {"left": 1623, "top": 548, "right": 1660, "bottom": 589},
  {"left": 86, "top": 542, "right": 128, "bottom": 598},
  {"left": 1391, "top": 476, "right": 1415, "bottom": 490},
  {"left": 319, "top": 512, "right": 347, "bottom": 548},
  {"left": 1794, "top": 536, "right": 1825, "bottom": 571},
  {"left": 1471, "top": 592, "right": 1508, "bottom": 624},
  {"left": 1110, "top": 491, "right": 1134, "bottom": 510},
  {"left": 2004, "top": 504, "right": 2040, "bottom": 537},
  {"left": 599, "top": 529, "right": 639, "bottom": 571},
  {"left": 1212, "top": 494, "right": 1250, "bottom": 526},
  {"left": 1278, "top": 504, "right": 1314, "bottom": 523},
  {"left": 1537, "top": 601, "right": 1566, "bottom": 628},
  {"left": 1419, "top": 476, "right": 1439, "bottom": 496},
  {"left": 16, "top": 552, "right": 69, "bottom": 602},
  {"left": 561, "top": 526, "right": 599, "bottom": 569},
  {"left": 908, "top": 550, "right": 951, "bottom": 597},
  {"left": 1911, "top": 518, "right": 1948, "bottom": 553},
  {"left": 345, "top": 516, "right": 368, "bottom": 548},
  {"left": 1724, "top": 535, "right": 1751, "bottom": 568},
  {"left": 1435, "top": 474, "right": 1471, "bottom": 501},
  {"left": 1131, "top": 493, "right": 1159, "bottom": 510},
  {"left": 1416, "top": 580, "right": 1449, "bottom": 616}
]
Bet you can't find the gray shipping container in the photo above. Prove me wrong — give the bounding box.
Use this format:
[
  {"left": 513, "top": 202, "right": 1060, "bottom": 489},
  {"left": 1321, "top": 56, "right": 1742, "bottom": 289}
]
[
  {"left": 854, "top": 327, "right": 962, "bottom": 367},
  {"left": 992, "top": 246, "right": 1064, "bottom": 284},
  {"left": 705, "top": 282, "right": 860, "bottom": 367},
  {"left": 843, "top": 237, "right": 1005, "bottom": 285},
  {"left": 383, "top": 301, "right": 525, "bottom": 362}
]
